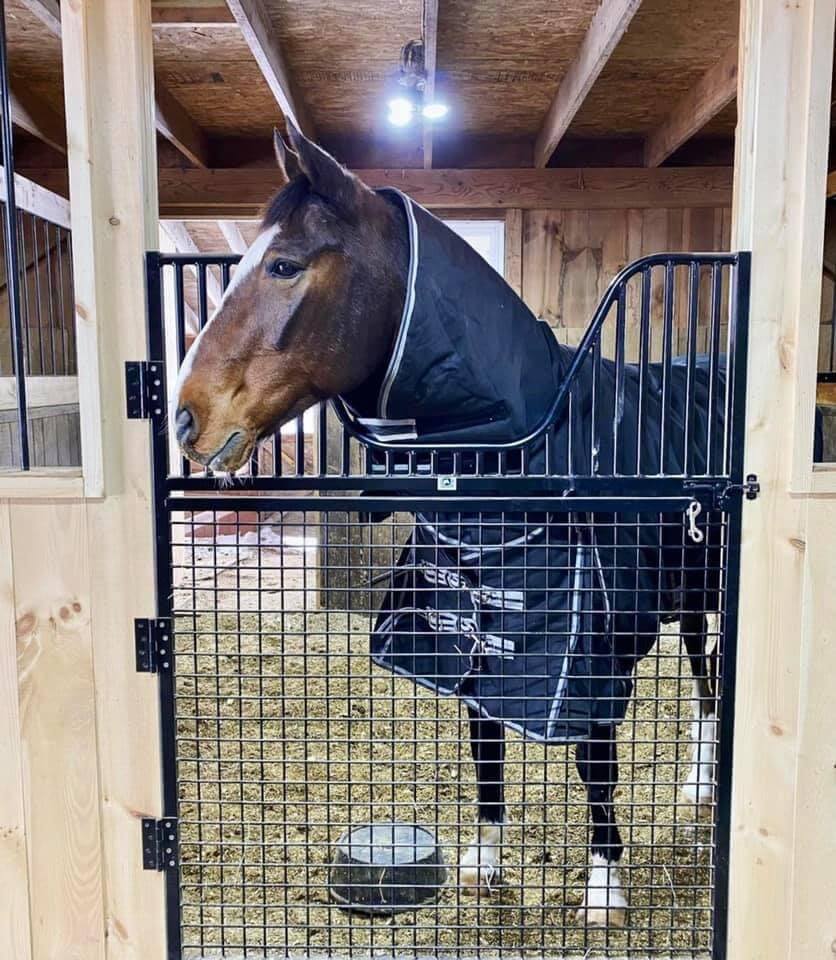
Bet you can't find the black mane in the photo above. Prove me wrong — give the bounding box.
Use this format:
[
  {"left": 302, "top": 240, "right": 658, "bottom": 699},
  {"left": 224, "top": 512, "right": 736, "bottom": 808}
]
[{"left": 261, "top": 176, "right": 311, "bottom": 229}]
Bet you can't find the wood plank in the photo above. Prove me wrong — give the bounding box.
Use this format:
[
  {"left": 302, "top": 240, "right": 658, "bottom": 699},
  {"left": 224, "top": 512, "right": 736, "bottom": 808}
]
[
  {"left": 26, "top": 0, "right": 211, "bottom": 167},
  {"left": 534, "top": 0, "right": 642, "bottom": 168},
  {"left": 154, "top": 83, "right": 210, "bottom": 168},
  {"left": 0, "top": 167, "right": 70, "bottom": 229},
  {"left": 422, "top": 0, "right": 439, "bottom": 170},
  {"left": 225, "top": 0, "right": 313, "bottom": 134},
  {"left": 827, "top": 170, "right": 836, "bottom": 197},
  {"left": 729, "top": 2, "right": 836, "bottom": 960},
  {"left": 11, "top": 502, "right": 105, "bottom": 960},
  {"left": 16, "top": 0, "right": 60, "bottom": 34},
  {"left": 644, "top": 45, "right": 738, "bottom": 167},
  {"left": 0, "top": 502, "right": 33, "bottom": 960},
  {"left": 217, "top": 219, "right": 248, "bottom": 254},
  {"left": 147, "top": 166, "right": 734, "bottom": 217},
  {"left": 151, "top": 1, "right": 235, "bottom": 25},
  {"left": 59, "top": 2, "right": 166, "bottom": 959},
  {"left": 503, "top": 208, "right": 522, "bottom": 296},
  {"left": 0, "top": 376, "right": 78, "bottom": 411},
  {"left": 10, "top": 84, "right": 66, "bottom": 154}
]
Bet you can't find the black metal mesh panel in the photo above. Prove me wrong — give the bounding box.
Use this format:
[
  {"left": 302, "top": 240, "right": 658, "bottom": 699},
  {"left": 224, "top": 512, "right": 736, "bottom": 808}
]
[{"left": 169, "top": 504, "right": 728, "bottom": 959}]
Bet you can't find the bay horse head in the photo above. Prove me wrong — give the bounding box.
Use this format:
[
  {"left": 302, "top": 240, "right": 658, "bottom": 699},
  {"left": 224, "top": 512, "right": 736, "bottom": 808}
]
[{"left": 173, "top": 123, "right": 408, "bottom": 472}]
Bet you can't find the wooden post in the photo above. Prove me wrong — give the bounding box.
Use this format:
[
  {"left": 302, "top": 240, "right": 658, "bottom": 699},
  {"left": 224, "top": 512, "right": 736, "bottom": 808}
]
[
  {"left": 59, "top": 2, "right": 165, "bottom": 959},
  {"left": 729, "top": 1, "right": 836, "bottom": 958}
]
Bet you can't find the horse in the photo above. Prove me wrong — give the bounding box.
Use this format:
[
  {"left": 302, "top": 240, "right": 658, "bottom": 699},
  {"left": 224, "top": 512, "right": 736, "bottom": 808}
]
[{"left": 172, "top": 121, "right": 720, "bottom": 929}]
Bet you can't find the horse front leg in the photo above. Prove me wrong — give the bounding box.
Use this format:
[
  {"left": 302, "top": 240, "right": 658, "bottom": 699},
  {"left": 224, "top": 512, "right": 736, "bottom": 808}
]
[
  {"left": 575, "top": 724, "right": 627, "bottom": 928},
  {"left": 681, "top": 612, "right": 718, "bottom": 808},
  {"left": 459, "top": 705, "right": 505, "bottom": 893}
]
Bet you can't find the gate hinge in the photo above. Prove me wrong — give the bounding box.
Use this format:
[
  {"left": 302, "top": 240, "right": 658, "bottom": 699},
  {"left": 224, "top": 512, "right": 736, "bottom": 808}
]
[
  {"left": 135, "top": 618, "right": 173, "bottom": 674},
  {"left": 125, "top": 360, "right": 166, "bottom": 420},
  {"left": 142, "top": 817, "right": 178, "bottom": 871}
]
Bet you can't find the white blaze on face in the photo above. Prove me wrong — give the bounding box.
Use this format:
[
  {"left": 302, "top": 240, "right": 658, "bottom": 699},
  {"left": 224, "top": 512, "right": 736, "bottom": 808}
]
[{"left": 173, "top": 224, "right": 281, "bottom": 409}]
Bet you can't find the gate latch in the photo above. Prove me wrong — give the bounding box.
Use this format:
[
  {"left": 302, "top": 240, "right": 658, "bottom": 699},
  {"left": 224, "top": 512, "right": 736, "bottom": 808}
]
[
  {"left": 718, "top": 473, "right": 761, "bottom": 508},
  {"left": 135, "top": 618, "right": 173, "bottom": 674},
  {"left": 142, "top": 817, "right": 178, "bottom": 871},
  {"left": 126, "top": 360, "right": 166, "bottom": 420}
]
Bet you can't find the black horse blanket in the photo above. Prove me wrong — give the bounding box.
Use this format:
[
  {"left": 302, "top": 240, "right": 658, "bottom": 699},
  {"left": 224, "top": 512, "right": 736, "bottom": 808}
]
[{"left": 337, "top": 190, "right": 722, "bottom": 741}]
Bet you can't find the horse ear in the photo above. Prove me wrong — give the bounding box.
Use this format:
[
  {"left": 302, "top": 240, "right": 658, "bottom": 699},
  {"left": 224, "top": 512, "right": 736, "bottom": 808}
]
[
  {"left": 284, "top": 118, "right": 365, "bottom": 217},
  {"left": 273, "top": 128, "right": 301, "bottom": 182}
]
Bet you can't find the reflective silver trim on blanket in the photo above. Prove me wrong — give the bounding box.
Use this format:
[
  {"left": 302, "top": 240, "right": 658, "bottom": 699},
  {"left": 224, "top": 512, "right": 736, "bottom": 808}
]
[
  {"left": 378, "top": 190, "right": 419, "bottom": 418},
  {"left": 418, "top": 517, "right": 545, "bottom": 556},
  {"left": 547, "top": 537, "right": 587, "bottom": 739},
  {"left": 355, "top": 416, "right": 418, "bottom": 441}
]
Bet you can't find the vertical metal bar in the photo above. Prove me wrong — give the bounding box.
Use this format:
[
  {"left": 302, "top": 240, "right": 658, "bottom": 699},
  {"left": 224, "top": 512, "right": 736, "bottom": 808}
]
[
  {"left": 317, "top": 401, "right": 327, "bottom": 476},
  {"left": 590, "top": 334, "right": 601, "bottom": 474},
  {"left": 55, "top": 225, "right": 69, "bottom": 375},
  {"left": 660, "top": 261, "right": 675, "bottom": 474},
  {"left": 144, "top": 251, "right": 184, "bottom": 960},
  {"left": 707, "top": 262, "right": 723, "bottom": 475},
  {"left": 31, "top": 211, "right": 46, "bottom": 375},
  {"left": 0, "top": 0, "right": 30, "bottom": 468},
  {"left": 612, "top": 285, "right": 626, "bottom": 473},
  {"left": 43, "top": 217, "right": 57, "bottom": 374},
  {"left": 197, "top": 263, "right": 209, "bottom": 328},
  {"left": 636, "top": 266, "right": 652, "bottom": 474},
  {"left": 684, "top": 261, "right": 699, "bottom": 474}
]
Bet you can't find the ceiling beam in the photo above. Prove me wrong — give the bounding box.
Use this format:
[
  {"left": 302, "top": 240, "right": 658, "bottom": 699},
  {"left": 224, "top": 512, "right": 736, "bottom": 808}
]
[
  {"left": 151, "top": 2, "right": 236, "bottom": 25},
  {"left": 224, "top": 0, "right": 313, "bottom": 135},
  {"left": 159, "top": 221, "right": 224, "bottom": 307},
  {"left": 422, "top": 0, "right": 439, "bottom": 170},
  {"left": 10, "top": 84, "right": 67, "bottom": 153},
  {"left": 534, "top": 0, "right": 641, "bottom": 168},
  {"left": 155, "top": 84, "right": 210, "bottom": 168},
  {"left": 643, "top": 46, "right": 738, "bottom": 168},
  {"left": 110, "top": 166, "right": 735, "bottom": 218},
  {"left": 18, "top": 0, "right": 210, "bottom": 167},
  {"left": 217, "top": 220, "right": 248, "bottom": 254}
]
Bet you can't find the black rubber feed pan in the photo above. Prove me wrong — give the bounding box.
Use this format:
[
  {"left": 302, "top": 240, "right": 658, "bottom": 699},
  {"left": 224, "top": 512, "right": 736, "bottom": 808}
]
[{"left": 329, "top": 822, "right": 447, "bottom": 913}]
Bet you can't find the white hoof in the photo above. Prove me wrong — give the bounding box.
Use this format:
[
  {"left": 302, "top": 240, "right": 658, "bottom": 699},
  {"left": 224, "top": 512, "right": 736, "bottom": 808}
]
[
  {"left": 577, "top": 855, "right": 628, "bottom": 928},
  {"left": 459, "top": 822, "right": 503, "bottom": 894}
]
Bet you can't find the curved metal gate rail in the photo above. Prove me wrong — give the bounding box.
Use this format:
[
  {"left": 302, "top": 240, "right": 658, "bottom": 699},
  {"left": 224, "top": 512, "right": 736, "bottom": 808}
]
[{"left": 137, "top": 251, "right": 751, "bottom": 960}]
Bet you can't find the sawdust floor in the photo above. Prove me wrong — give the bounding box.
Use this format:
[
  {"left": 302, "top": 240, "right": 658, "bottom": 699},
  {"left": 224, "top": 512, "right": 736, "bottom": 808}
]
[{"left": 171, "top": 531, "right": 717, "bottom": 959}]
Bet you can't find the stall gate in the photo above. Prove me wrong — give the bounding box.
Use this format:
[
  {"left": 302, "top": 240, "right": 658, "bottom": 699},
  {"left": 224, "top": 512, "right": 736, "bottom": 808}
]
[{"left": 137, "top": 251, "right": 752, "bottom": 960}]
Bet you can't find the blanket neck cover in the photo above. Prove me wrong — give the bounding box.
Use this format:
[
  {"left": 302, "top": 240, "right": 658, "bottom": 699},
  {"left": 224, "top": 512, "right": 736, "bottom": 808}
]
[{"left": 337, "top": 190, "right": 722, "bottom": 742}]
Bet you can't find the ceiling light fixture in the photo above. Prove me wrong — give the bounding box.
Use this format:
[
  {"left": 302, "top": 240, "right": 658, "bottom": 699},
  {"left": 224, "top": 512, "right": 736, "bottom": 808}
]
[{"left": 386, "top": 40, "right": 448, "bottom": 128}]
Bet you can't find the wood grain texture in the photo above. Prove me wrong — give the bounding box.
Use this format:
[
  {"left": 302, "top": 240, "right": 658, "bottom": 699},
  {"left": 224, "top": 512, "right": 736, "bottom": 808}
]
[
  {"left": 534, "top": 0, "right": 643, "bottom": 167},
  {"left": 12, "top": 501, "right": 105, "bottom": 960},
  {"left": 10, "top": 82, "right": 66, "bottom": 153},
  {"left": 154, "top": 82, "right": 210, "bottom": 167},
  {"left": 139, "top": 166, "right": 734, "bottom": 218},
  {"left": 644, "top": 44, "right": 738, "bottom": 167},
  {"left": 422, "top": 0, "right": 439, "bottom": 170},
  {"left": 0, "top": 166, "right": 70, "bottom": 228},
  {"left": 60, "top": 4, "right": 166, "bottom": 955},
  {"left": 225, "top": 0, "right": 313, "bottom": 134},
  {"left": 151, "top": 1, "right": 236, "bottom": 25},
  {"left": 729, "top": 2, "right": 836, "bottom": 959},
  {"left": 503, "top": 208, "right": 523, "bottom": 296},
  {"left": 0, "top": 501, "right": 33, "bottom": 960}
]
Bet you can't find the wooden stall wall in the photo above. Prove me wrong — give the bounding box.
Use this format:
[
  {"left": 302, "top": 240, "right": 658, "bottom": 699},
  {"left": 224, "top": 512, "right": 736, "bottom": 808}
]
[{"left": 519, "top": 206, "right": 731, "bottom": 341}]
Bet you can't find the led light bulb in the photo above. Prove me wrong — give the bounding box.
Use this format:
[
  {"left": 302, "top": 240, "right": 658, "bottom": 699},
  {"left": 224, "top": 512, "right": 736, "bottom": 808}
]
[
  {"left": 387, "top": 96, "right": 414, "bottom": 127},
  {"left": 422, "top": 102, "right": 449, "bottom": 120}
]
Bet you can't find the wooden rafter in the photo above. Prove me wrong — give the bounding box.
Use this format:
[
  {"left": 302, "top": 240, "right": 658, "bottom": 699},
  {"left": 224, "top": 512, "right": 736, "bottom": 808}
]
[
  {"left": 644, "top": 45, "right": 738, "bottom": 168},
  {"left": 18, "top": 0, "right": 210, "bottom": 167},
  {"left": 155, "top": 84, "right": 210, "bottom": 168},
  {"left": 218, "top": 220, "right": 248, "bottom": 254},
  {"left": 534, "top": 0, "right": 642, "bottom": 168},
  {"left": 10, "top": 84, "right": 66, "bottom": 154},
  {"left": 422, "top": 0, "right": 439, "bottom": 170},
  {"left": 224, "top": 0, "right": 314, "bottom": 135},
  {"left": 151, "top": 1, "right": 236, "bottom": 25},
  {"left": 159, "top": 221, "right": 224, "bottom": 307}
]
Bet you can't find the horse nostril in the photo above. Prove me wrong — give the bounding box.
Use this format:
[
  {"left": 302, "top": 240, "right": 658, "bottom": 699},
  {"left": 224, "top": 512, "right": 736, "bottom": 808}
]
[{"left": 175, "top": 406, "right": 197, "bottom": 445}]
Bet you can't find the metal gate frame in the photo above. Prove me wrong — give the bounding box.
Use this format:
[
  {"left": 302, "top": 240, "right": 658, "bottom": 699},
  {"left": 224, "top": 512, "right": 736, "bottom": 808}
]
[{"left": 135, "top": 250, "right": 752, "bottom": 960}]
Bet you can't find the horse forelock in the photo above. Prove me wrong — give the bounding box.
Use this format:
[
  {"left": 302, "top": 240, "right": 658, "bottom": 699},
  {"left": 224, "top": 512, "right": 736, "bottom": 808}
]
[{"left": 261, "top": 176, "right": 313, "bottom": 230}]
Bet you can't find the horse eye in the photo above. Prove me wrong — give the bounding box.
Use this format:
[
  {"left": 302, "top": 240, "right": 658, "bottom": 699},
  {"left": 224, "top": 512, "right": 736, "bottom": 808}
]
[{"left": 268, "top": 259, "right": 302, "bottom": 279}]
